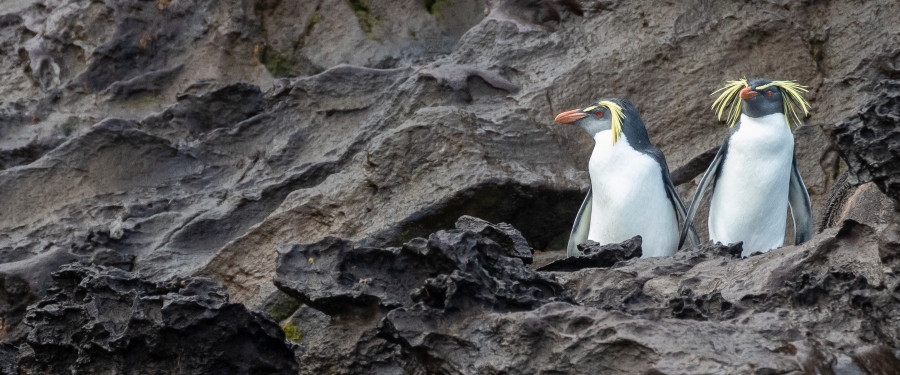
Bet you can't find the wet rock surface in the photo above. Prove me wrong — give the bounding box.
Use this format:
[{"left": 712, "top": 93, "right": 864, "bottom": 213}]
[{"left": 13, "top": 264, "right": 298, "bottom": 375}]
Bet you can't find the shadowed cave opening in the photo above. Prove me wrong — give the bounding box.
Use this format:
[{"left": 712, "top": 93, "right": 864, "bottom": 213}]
[{"left": 363, "top": 181, "right": 586, "bottom": 251}]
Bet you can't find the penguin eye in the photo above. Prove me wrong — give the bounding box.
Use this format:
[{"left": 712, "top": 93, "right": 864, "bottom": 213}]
[
  {"left": 596, "top": 112, "right": 603, "bottom": 117},
  {"left": 765, "top": 91, "right": 773, "bottom": 97}
]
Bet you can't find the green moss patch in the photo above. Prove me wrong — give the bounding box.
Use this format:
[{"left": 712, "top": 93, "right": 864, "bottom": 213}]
[
  {"left": 424, "top": 0, "right": 447, "bottom": 15},
  {"left": 348, "top": 0, "right": 377, "bottom": 38},
  {"left": 282, "top": 323, "right": 303, "bottom": 342},
  {"left": 262, "top": 48, "right": 298, "bottom": 78},
  {"left": 306, "top": 13, "right": 322, "bottom": 36},
  {"left": 265, "top": 293, "right": 301, "bottom": 322}
]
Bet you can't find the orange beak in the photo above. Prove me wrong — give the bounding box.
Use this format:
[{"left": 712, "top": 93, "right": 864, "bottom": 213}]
[
  {"left": 554, "top": 109, "right": 586, "bottom": 124},
  {"left": 739, "top": 87, "right": 758, "bottom": 100}
]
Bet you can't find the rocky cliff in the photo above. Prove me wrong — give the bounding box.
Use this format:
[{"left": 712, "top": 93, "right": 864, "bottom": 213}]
[{"left": 2, "top": 0, "right": 900, "bottom": 373}]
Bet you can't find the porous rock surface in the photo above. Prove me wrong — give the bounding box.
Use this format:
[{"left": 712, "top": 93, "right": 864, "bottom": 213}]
[
  {"left": 274, "top": 224, "right": 571, "bottom": 374},
  {"left": 454, "top": 215, "right": 533, "bottom": 264},
  {"left": 835, "top": 80, "right": 900, "bottom": 204},
  {"left": 272, "top": 219, "right": 900, "bottom": 374},
  {"left": 2, "top": 0, "right": 900, "bottom": 372},
  {"left": 275, "top": 228, "right": 570, "bottom": 315},
  {"left": 1, "top": 0, "right": 897, "bottom": 316},
  {"left": 536, "top": 236, "right": 643, "bottom": 272},
  {"left": 14, "top": 264, "right": 298, "bottom": 375}
]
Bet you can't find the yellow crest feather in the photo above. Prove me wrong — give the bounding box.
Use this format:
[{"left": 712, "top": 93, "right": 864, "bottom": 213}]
[
  {"left": 598, "top": 100, "right": 626, "bottom": 145},
  {"left": 711, "top": 79, "right": 748, "bottom": 128}
]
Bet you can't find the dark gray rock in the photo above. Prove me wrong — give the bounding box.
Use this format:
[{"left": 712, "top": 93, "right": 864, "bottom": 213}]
[
  {"left": 142, "top": 83, "right": 265, "bottom": 139},
  {"left": 0, "top": 137, "right": 65, "bottom": 171},
  {"left": 0, "top": 249, "right": 81, "bottom": 343},
  {"left": 3, "top": 0, "right": 900, "bottom": 372},
  {"left": 274, "top": 224, "right": 570, "bottom": 316},
  {"left": 536, "top": 236, "right": 643, "bottom": 272},
  {"left": 835, "top": 80, "right": 900, "bottom": 204},
  {"left": 255, "top": 289, "right": 302, "bottom": 323},
  {"left": 274, "top": 221, "right": 573, "bottom": 374},
  {"left": 0, "top": 343, "right": 16, "bottom": 375},
  {"left": 819, "top": 176, "right": 897, "bottom": 232},
  {"left": 275, "top": 237, "right": 454, "bottom": 315},
  {"left": 455, "top": 215, "right": 533, "bottom": 264},
  {"left": 8, "top": 0, "right": 900, "bottom": 311},
  {"left": 409, "top": 229, "right": 570, "bottom": 311},
  {"left": 14, "top": 264, "right": 298, "bottom": 375},
  {"left": 271, "top": 219, "right": 900, "bottom": 374},
  {"left": 88, "top": 248, "right": 135, "bottom": 271}
]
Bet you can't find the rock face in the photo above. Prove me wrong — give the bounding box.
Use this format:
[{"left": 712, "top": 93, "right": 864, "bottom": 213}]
[
  {"left": 274, "top": 228, "right": 569, "bottom": 315},
  {"left": 1, "top": 0, "right": 898, "bottom": 315},
  {"left": 536, "top": 236, "right": 643, "bottom": 272},
  {"left": 454, "top": 215, "right": 533, "bottom": 264},
  {"left": 3, "top": 0, "right": 900, "bottom": 372},
  {"left": 820, "top": 178, "right": 897, "bottom": 232},
  {"left": 835, "top": 80, "right": 900, "bottom": 204},
  {"left": 271, "top": 219, "right": 900, "bottom": 374},
  {"left": 0, "top": 343, "right": 16, "bottom": 375},
  {"left": 14, "top": 264, "right": 298, "bottom": 375},
  {"left": 274, "top": 224, "right": 570, "bottom": 374}
]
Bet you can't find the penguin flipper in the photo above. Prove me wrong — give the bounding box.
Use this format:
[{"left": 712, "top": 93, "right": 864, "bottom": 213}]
[
  {"left": 567, "top": 188, "right": 593, "bottom": 257},
  {"left": 788, "top": 154, "right": 813, "bottom": 245},
  {"left": 678, "top": 141, "right": 729, "bottom": 248},
  {"left": 665, "top": 180, "right": 700, "bottom": 248}
]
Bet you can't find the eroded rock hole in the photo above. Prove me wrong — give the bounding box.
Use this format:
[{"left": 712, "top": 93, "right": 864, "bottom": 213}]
[{"left": 367, "top": 182, "right": 585, "bottom": 251}]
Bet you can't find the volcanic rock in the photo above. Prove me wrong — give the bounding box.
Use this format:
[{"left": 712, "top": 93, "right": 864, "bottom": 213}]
[
  {"left": 279, "top": 220, "right": 900, "bottom": 374},
  {"left": 0, "top": 343, "right": 16, "bottom": 375},
  {"left": 274, "top": 221, "right": 575, "bottom": 374},
  {"left": 0, "top": 249, "right": 81, "bottom": 342},
  {"left": 269, "top": 213, "right": 900, "bottom": 373},
  {"left": 3, "top": 0, "right": 897, "bottom": 312},
  {"left": 537, "top": 236, "right": 643, "bottom": 272},
  {"left": 454, "top": 215, "right": 533, "bottom": 264},
  {"left": 14, "top": 264, "right": 298, "bottom": 375},
  {"left": 835, "top": 80, "right": 900, "bottom": 204},
  {"left": 3, "top": 0, "right": 900, "bottom": 372},
  {"left": 274, "top": 225, "right": 570, "bottom": 315},
  {"left": 820, "top": 177, "right": 897, "bottom": 231}
]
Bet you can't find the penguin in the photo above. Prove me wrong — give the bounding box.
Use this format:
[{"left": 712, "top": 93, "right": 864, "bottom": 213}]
[
  {"left": 678, "top": 78, "right": 814, "bottom": 257},
  {"left": 555, "top": 98, "right": 699, "bottom": 258}
]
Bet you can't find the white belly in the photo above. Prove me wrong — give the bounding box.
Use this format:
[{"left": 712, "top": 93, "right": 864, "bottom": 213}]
[
  {"left": 587, "top": 131, "right": 678, "bottom": 258},
  {"left": 708, "top": 114, "right": 794, "bottom": 256}
]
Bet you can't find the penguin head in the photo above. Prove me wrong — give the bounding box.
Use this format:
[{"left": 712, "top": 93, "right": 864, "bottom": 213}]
[
  {"left": 739, "top": 78, "right": 784, "bottom": 118},
  {"left": 712, "top": 78, "right": 811, "bottom": 127},
  {"left": 554, "top": 99, "right": 634, "bottom": 144}
]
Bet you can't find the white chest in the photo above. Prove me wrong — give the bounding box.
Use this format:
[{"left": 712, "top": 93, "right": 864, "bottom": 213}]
[
  {"left": 708, "top": 113, "right": 795, "bottom": 255},
  {"left": 586, "top": 131, "right": 678, "bottom": 257}
]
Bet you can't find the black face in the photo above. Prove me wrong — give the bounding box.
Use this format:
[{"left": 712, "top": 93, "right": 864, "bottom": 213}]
[{"left": 742, "top": 78, "right": 784, "bottom": 118}]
